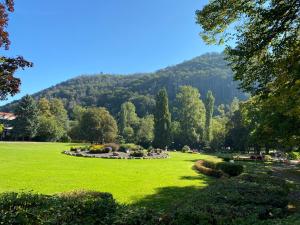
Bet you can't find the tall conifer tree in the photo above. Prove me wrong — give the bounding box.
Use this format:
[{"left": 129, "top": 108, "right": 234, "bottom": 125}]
[
  {"left": 153, "top": 88, "right": 171, "bottom": 148},
  {"left": 13, "top": 95, "right": 39, "bottom": 140},
  {"left": 204, "top": 90, "right": 215, "bottom": 144}
]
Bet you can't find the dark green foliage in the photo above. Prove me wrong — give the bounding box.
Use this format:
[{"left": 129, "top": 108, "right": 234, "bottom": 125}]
[
  {"left": 153, "top": 89, "right": 172, "bottom": 148},
  {"left": 194, "top": 160, "right": 223, "bottom": 178},
  {"left": 225, "top": 108, "right": 250, "bottom": 151},
  {"left": 0, "top": 53, "right": 247, "bottom": 116},
  {"left": 12, "top": 95, "right": 39, "bottom": 140},
  {"left": 165, "top": 175, "right": 289, "bottom": 225},
  {"left": 175, "top": 86, "right": 206, "bottom": 147},
  {"left": 0, "top": 175, "right": 293, "bottom": 225},
  {"left": 196, "top": 1, "right": 300, "bottom": 150},
  {"left": 195, "top": 160, "right": 244, "bottom": 177},
  {"left": 196, "top": 0, "right": 300, "bottom": 95},
  {"left": 216, "top": 162, "right": 244, "bottom": 177},
  {"left": 129, "top": 150, "right": 145, "bottom": 157},
  {"left": 78, "top": 107, "right": 118, "bottom": 143},
  {"left": 113, "top": 207, "right": 161, "bottom": 225},
  {"left": 0, "top": 191, "right": 117, "bottom": 225}
]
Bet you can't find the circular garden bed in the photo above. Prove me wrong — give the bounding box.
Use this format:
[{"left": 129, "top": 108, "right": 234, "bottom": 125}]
[{"left": 63, "top": 143, "right": 169, "bottom": 159}]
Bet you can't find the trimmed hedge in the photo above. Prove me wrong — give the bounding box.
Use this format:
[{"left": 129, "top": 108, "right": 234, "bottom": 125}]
[
  {"left": 216, "top": 162, "right": 244, "bottom": 177},
  {"left": 194, "top": 160, "right": 223, "bottom": 178},
  {"left": 0, "top": 191, "right": 117, "bottom": 225},
  {"left": 195, "top": 160, "right": 244, "bottom": 177},
  {"left": 164, "top": 174, "right": 290, "bottom": 225},
  {"left": 0, "top": 175, "right": 293, "bottom": 225}
]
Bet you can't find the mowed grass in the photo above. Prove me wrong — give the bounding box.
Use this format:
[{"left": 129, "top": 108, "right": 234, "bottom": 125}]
[{"left": 0, "top": 142, "right": 219, "bottom": 207}]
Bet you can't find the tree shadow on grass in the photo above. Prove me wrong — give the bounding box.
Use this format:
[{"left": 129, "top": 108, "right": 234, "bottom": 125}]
[{"left": 130, "top": 175, "right": 215, "bottom": 211}]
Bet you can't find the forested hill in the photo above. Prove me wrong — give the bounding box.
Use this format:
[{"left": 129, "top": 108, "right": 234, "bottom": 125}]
[{"left": 1, "top": 53, "right": 247, "bottom": 117}]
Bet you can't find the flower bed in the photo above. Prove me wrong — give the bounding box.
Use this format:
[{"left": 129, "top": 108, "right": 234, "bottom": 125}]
[{"left": 64, "top": 144, "right": 169, "bottom": 159}]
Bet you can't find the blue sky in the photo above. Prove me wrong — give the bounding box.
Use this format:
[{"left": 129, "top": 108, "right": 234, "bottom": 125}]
[{"left": 0, "top": 0, "right": 225, "bottom": 105}]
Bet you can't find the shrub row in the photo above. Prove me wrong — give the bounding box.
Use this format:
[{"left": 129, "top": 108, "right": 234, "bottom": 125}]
[
  {"left": 194, "top": 160, "right": 223, "bottom": 178},
  {"left": 0, "top": 190, "right": 117, "bottom": 225},
  {"left": 0, "top": 175, "right": 293, "bottom": 225},
  {"left": 216, "top": 162, "right": 244, "bottom": 177},
  {"left": 195, "top": 160, "right": 244, "bottom": 177},
  {"left": 165, "top": 174, "right": 290, "bottom": 225}
]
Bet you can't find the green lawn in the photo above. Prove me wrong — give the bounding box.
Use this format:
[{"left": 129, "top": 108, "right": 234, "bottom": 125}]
[{"left": 0, "top": 142, "right": 219, "bottom": 208}]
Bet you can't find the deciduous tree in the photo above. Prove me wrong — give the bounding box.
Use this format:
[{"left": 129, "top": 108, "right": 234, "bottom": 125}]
[
  {"left": 0, "top": 1, "right": 32, "bottom": 100},
  {"left": 175, "top": 86, "right": 206, "bottom": 147},
  {"left": 80, "top": 107, "right": 118, "bottom": 143}
]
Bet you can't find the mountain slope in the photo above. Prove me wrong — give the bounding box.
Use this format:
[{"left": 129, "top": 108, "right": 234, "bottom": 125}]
[{"left": 1, "top": 53, "right": 247, "bottom": 116}]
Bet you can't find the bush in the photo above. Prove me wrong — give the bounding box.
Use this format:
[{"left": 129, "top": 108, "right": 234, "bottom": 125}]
[
  {"left": 130, "top": 150, "right": 145, "bottom": 157},
  {"left": 104, "top": 143, "right": 120, "bottom": 152},
  {"left": 0, "top": 175, "right": 292, "bottom": 225},
  {"left": 119, "top": 143, "right": 141, "bottom": 152},
  {"left": 166, "top": 174, "right": 290, "bottom": 225},
  {"left": 288, "top": 151, "right": 300, "bottom": 160},
  {"left": 194, "top": 160, "right": 223, "bottom": 178},
  {"left": 182, "top": 145, "right": 190, "bottom": 153},
  {"left": 113, "top": 206, "right": 161, "bottom": 225},
  {"left": 222, "top": 157, "right": 231, "bottom": 162},
  {"left": 203, "top": 160, "right": 218, "bottom": 169},
  {"left": 264, "top": 154, "right": 273, "bottom": 161},
  {"left": 250, "top": 155, "right": 264, "bottom": 160},
  {"left": 217, "top": 162, "right": 244, "bottom": 177},
  {"left": 70, "top": 146, "right": 88, "bottom": 152},
  {"left": 0, "top": 191, "right": 117, "bottom": 225},
  {"left": 89, "top": 144, "right": 110, "bottom": 154}
]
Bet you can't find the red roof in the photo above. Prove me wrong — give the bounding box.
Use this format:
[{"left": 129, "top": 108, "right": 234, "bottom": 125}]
[{"left": 0, "top": 112, "right": 16, "bottom": 120}]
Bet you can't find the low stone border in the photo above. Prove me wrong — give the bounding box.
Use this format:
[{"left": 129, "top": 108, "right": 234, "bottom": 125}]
[{"left": 63, "top": 150, "right": 169, "bottom": 160}]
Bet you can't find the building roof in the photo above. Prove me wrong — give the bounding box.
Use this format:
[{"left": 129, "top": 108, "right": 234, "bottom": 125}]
[{"left": 0, "top": 112, "right": 16, "bottom": 121}]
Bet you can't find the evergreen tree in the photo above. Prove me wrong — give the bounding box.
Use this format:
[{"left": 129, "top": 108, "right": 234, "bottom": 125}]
[
  {"left": 175, "top": 86, "right": 206, "bottom": 147},
  {"left": 153, "top": 89, "right": 172, "bottom": 149},
  {"left": 13, "top": 95, "right": 39, "bottom": 140},
  {"left": 204, "top": 90, "right": 215, "bottom": 144}
]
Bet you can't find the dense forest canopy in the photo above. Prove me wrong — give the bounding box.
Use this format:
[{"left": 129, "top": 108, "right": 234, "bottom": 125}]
[{"left": 0, "top": 53, "right": 247, "bottom": 117}]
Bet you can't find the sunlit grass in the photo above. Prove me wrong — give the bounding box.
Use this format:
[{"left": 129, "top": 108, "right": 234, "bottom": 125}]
[{"left": 0, "top": 142, "right": 218, "bottom": 204}]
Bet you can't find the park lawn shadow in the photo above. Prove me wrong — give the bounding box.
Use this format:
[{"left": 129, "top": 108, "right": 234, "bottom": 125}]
[{"left": 130, "top": 175, "right": 215, "bottom": 211}]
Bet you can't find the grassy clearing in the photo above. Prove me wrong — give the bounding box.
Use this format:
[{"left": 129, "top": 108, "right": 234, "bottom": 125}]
[{"left": 0, "top": 142, "right": 219, "bottom": 207}]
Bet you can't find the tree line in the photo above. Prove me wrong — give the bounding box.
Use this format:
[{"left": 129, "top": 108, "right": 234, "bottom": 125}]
[
  {"left": 2, "top": 86, "right": 238, "bottom": 150},
  {"left": 196, "top": 0, "right": 299, "bottom": 152},
  {"left": 7, "top": 85, "right": 287, "bottom": 153}
]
